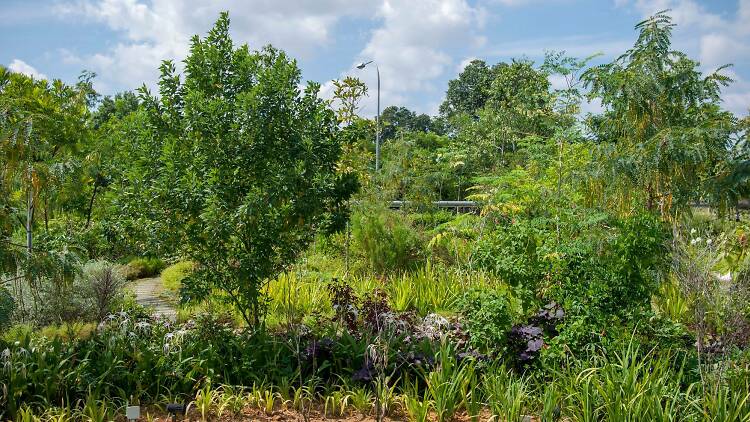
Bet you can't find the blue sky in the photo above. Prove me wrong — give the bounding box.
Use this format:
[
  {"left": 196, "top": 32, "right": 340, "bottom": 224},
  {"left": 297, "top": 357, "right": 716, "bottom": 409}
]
[{"left": 2, "top": 0, "right": 749, "bottom": 116}]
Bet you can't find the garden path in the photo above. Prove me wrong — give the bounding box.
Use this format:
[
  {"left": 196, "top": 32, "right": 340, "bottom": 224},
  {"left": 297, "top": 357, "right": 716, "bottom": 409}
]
[{"left": 127, "top": 276, "right": 176, "bottom": 320}]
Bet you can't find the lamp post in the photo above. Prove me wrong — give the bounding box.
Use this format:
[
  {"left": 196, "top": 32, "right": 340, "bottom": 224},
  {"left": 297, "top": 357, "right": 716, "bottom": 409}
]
[{"left": 356, "top": 60, "right": 380, "bottom": 172}]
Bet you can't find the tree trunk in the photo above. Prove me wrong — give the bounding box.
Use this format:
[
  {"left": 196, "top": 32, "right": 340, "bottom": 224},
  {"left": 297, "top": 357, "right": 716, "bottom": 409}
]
[
  {"left": 26, "top": 182, "right": 34, "bottom": 254},
  {"left": 85, "top": 183, "right": 99, "bottom": 229},
  {"left": 44, "top": 193, "right": 49, "bottom": 234}
]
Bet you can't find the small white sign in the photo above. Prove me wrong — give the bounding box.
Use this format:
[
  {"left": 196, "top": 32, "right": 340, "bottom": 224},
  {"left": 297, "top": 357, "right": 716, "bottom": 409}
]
[{"left": 126, "top": 405, "right": 141, "bottom": 420}]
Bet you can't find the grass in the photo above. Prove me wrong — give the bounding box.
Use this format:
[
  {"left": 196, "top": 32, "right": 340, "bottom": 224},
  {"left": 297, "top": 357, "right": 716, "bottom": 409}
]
[
  {"left": 3, "top": 322, "right": 97, "bottom": 343},
  {"left": 424, "top": 343, "right": 472, "bottom": 422},
  {"left": 10, "top": 240, "right": 747, "bottom": 421},
  {"left": 264, "top": 259, "right": 505, "bottom": 326},
  {"left": 7, "top": 349, "right": 749, "bottom": 422},
  {"left": 161, "top": 261, "right": 194, "bottom": 292},
  {"left": 483, "top": 366, "right": 530, "bottom": 422}
]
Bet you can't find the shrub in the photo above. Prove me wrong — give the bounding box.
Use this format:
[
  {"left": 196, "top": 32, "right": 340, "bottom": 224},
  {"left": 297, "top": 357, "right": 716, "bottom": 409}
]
[
  {"left": 506, "top": 302, "right": 565, "bottom": 369},
  {"left": 351, "top": 204, "right": 424, "bottom": 274},
  {"left": 116, "top": 292, "right": 153, "bottom": 320},
  {"left": 473, "top": 218, "right": 545, "bottom": 289},
  {"left": 18, "top": 261, "right": 127, "bottom": 326},
  {"left": 0, "top": 287, "right": 14, "bottom": 332},
  {"left": 539, "top": 213, "right": 669, "bottom": 354},
  {"left": 162, "top": 261, "right": 195, "bottom": 292},
  {"left": 428, "top": 214, "right": 480, "bottom": 266},
  {"left": 80, "top": 260, "right": 126, "bottom": 321},
  {"left": 31, "top": 279, "right": 91, "bottom": 326},
  {"left": 122, "top": 257, "right": 165, "bottom": 280},
  {"left": 458, "top": 287, "right": 519, "bottom": 351},
  {"left": 672, "top": 227, "right": 750, "bottom": 353}
]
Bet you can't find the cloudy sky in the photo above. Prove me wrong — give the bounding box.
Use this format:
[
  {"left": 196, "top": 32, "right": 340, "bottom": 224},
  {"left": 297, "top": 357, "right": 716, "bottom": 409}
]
[{"left": 2, "top": 0, "right": 749, "bottom": 116}]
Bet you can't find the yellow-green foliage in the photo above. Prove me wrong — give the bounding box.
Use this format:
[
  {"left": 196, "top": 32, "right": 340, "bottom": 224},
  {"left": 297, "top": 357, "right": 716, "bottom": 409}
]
[
  {"left": 3, "top": 322, "right": 96, "bottom": 343},
  {"left": 267, "top": 271, "right": 332, "bottom": 325},
  {"left": 162, "top": 261, "right": 195, "bottom": 291},
  {"left": 386, "top": 263, "right": 503, "bottom": 316},
  {"left": 351, "top": 205, "right": 424, "bottom": 274},
  {"left": 265, "top": 262, "right": 505, "bottom": 324}
]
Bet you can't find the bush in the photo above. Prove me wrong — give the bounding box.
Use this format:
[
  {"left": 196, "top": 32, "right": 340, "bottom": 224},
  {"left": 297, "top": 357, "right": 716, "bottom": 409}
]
[
  {"left": 80, "top": 261, "right": 126, "bottom": 321},
  {"left": 428, "top": 214, "right": 480, "bottom": 266},
  {"left": 550, "top": 213, "right": 668, "bottom": 320},
  {"left": 162, "top": 261, "right": 195, "bottom": 291},
  {"left": 474, "top": 218, "right": 545, "bottom": 289},
  {"left": 0, "top": 287, "right": 14, "bottom": 332},
  {"left": 116, "top": 292, "right": 153, "bottom": 320},
  {"left": 539, "top": 213, "right": 669, "bottom": 355},
  {"left": 121, "top": 257, "right": 165, "bottom": 280},
  {"left": 351, "top": 204, "right": 424, "bottom": 274},
  {"left": 31, "top": 279, "right": 90, "bottom": 326},
  {"left": 20, "top": 261, "right": 126, "bottom": 326},
  {"left": 458, "top": 287, "right": 519, "bottom": 351}
]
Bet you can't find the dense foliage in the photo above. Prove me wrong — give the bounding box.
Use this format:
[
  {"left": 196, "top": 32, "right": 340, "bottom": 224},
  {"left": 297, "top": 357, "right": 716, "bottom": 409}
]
[
  {"left": 113, "top": 14, "right": 354, "bottom": 326},
  {"left": 1, "top": 9, "right": 750, "bottom": 421}
]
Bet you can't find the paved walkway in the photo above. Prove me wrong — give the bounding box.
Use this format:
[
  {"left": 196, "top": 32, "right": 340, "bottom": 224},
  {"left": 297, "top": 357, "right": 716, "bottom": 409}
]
[{"left": 127, "top": 276, "right": 176, "bottom": 319}]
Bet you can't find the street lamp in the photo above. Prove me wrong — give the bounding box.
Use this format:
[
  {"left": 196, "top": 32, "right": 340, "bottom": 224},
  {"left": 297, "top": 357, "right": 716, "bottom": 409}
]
[{"left": 356, "top": 60, "right": 380, "bottom": 172}]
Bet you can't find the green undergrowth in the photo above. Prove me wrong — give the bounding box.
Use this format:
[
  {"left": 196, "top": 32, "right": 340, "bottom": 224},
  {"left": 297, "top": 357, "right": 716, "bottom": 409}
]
[
  {"left": 161, "top": 261, "right": 195, "bottom": 292},
  {"left": 264, "top": 261, "right": 507, "bottom": 327},
  {"left": 3, "top": 318, "right": 748, "bottom": 421},
  {"left": 121, "top": 257, "right": 166, "bottom": 280}
]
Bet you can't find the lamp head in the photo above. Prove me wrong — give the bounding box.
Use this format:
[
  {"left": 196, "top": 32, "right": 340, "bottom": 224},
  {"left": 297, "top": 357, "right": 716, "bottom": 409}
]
[
  {"left": 356, "top": 60, "right": 373, "bottom": 69},
  {"left": 166, "top": 403, "right": 186, "bottom": 415}
]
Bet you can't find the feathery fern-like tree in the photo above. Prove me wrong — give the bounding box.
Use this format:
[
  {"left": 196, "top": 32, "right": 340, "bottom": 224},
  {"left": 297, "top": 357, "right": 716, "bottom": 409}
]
[{"left": 583, "top": 10, "right": 735, "bottom": 219}]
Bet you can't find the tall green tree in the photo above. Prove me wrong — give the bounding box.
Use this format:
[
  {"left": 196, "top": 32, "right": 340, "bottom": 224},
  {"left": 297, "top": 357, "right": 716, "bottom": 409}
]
[
  {"left": 709, "top": 110, "right": 750, "bottom": 215},
  {"left": 380, "top": 106, "right": 435, "bottom": 141},
  {"left": 78, "top": 91, "right": 140, "bottom": 236},
  {"left": 0, "top": 67, "right": 94, "bottom": 251},
  {"left": 0, "top": 66, "right": 93, "bottom": 319},
  {"left": 450, "top": 59, "right": 561, "bottom": 177},
  {"left": 126, "top": 13, "right": 353, "bottom": 326},
  {"left": 440, "top": 59, "right": 495, "bottom": 118}
]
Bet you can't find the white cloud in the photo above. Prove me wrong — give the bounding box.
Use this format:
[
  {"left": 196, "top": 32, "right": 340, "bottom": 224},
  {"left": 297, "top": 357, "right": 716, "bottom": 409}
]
[
  {"left": 56, "top": 0, "right": 377, "bottom": 93},
  {"left": 700, "top": 33, "right": 750, "bottom": 70},
  {"left": 614, "top": 0, "right": 747, "bottom": 55},
  {"left": 53, "top": 0, "right": 487, "bottom": 114},
  {"left": 724, "top": 90, "right": 750, "bottom": 115},
  {"left": 548, "top": 74, "right": 569, "bottom": 90},
  {"left": 486, "top": 34, "right": 631, "bottom": 59},
  {"left": 581, "top": 97, "right": 604, "bottom": 115},
  {"left": 638, "top": 0, "right": 724, "bottom": 30},
  {"left": 353, "top": 0, "right": 485, "bottom": 114},
  {"left": 42, "top": 0, "right": 750, "bottom": 116},
  {"left": 7, "top": 59, "right": 48, "bottom": 80},
  {"left": 741, "top": 0, "right": 750, "bottom": 35}
]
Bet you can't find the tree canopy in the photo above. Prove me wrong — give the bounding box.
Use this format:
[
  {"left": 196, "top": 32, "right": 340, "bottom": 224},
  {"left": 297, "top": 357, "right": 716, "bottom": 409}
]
[
  {"left": 583, "top": 10, "right": 735, "bottom": 218},
  {"left": 117, "top": 13, "right": 354, "bottom": 325}
]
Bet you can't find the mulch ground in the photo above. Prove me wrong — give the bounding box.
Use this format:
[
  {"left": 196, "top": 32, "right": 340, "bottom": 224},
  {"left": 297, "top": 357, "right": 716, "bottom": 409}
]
[{"left": 129, "top": 406, "right": 503, "bottom": 421}]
